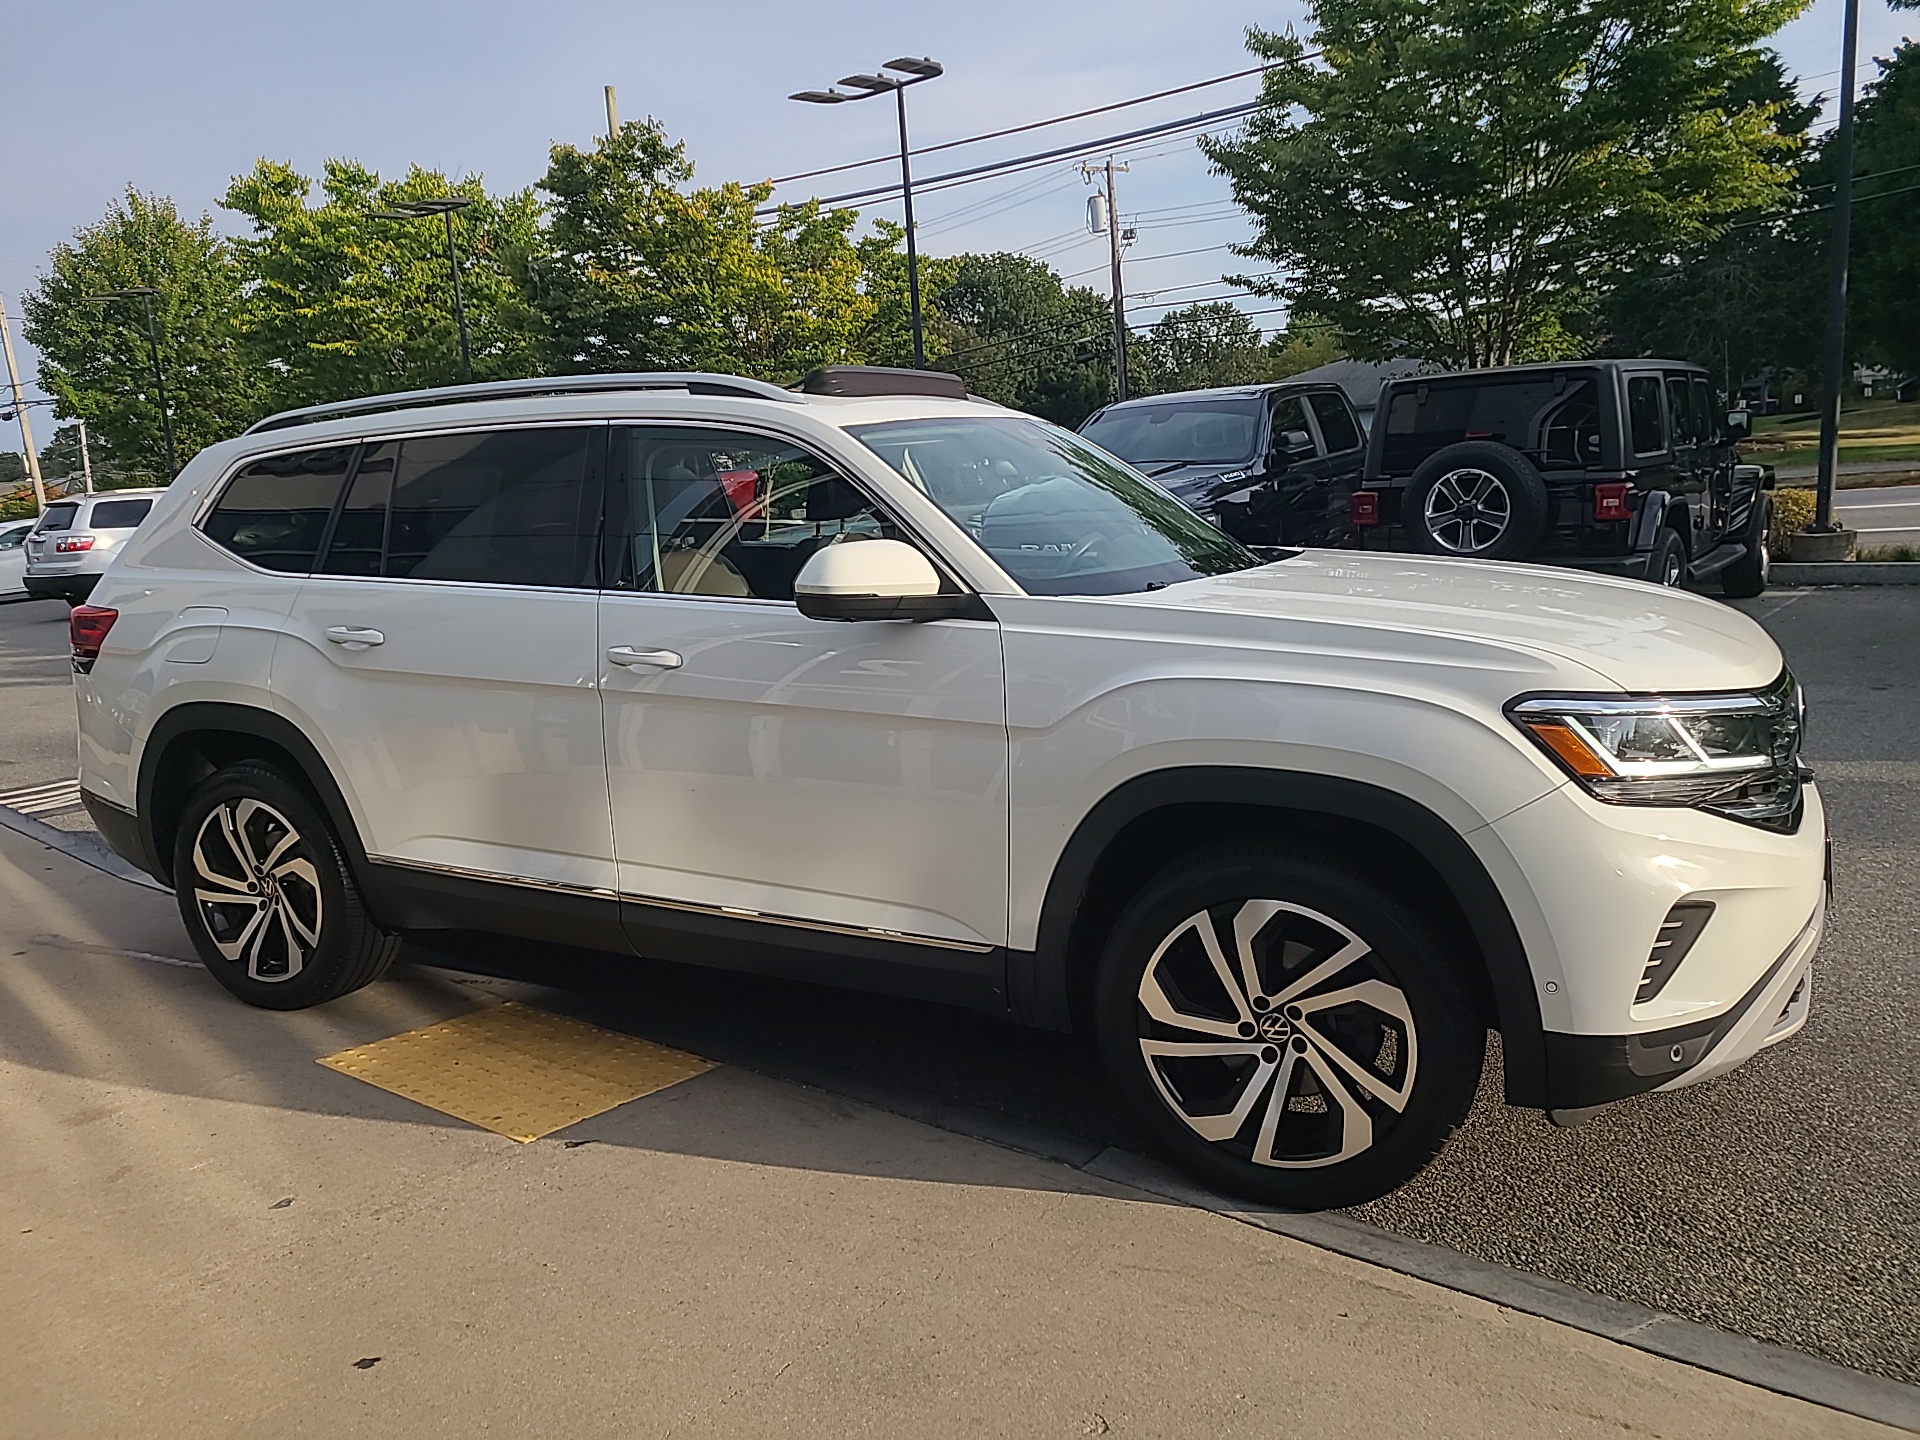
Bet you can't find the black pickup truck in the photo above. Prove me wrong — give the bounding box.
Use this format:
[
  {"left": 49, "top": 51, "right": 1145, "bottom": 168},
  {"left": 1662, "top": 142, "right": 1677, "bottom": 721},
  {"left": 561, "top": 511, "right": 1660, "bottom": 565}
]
[
  {"left": 1078, "top": 381, "right": 1368, "bottom": 547},
  {"left": 1350, "top": 360, "right": 1773, "bottom": 597}
]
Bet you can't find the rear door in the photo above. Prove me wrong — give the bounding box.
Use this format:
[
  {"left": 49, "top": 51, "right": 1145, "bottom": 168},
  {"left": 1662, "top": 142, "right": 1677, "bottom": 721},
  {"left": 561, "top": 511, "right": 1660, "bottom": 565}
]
[
  {"left": 1251, "top": 392, "right": 1343, "bottom": 545},
  {"left": 1623, "top": 372, "right": 1677, "bottom": 519},
  {"left": 273, "top": 424, "right": 614, "bottom": 894}
]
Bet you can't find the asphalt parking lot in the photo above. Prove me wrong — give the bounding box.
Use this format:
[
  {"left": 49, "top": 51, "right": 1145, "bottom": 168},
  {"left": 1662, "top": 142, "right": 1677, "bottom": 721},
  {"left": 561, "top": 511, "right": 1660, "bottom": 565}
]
[{"left": 1, "top": 584, "right": 1914, "bottom": 1387}]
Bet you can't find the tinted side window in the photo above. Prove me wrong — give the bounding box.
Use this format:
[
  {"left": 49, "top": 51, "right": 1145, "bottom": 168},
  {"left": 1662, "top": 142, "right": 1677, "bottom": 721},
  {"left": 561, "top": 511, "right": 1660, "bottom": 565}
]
[
  {"left": 205, "top": 449, "right": 352, "bottom": 573},
  {"left": 0, "top": 526, "right": 27, "bottom": 551},
  {"left": 623, "top": 428, "right": 901, "bottom": 601},
  {"left": 1308, "top": 392, "right": 1363, "bottom": 453},
  {"left": 1271, "top": 396, "right": 1315, "bottom": 455},
  {"left": 1691, "top": 378, "right": 1717, "bottom": 442},
  {"left": 1627, "top": 376, "right": 1667, "bottom": 454},
  {"left": 1665, "top": 377, "right": 1697, "bottom": 444},
  {"left": 319, "top": 442, "right": 394, "bottom": 577},
  {"left": 382, "top": 428, "right": 596, "bottom": 587},
  {"left": 88, "top": 497, "right": 155, "bottom": 530}
]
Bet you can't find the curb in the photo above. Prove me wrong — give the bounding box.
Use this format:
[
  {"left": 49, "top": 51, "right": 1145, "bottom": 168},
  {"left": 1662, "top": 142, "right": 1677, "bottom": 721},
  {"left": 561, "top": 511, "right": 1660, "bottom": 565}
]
[
  {"left": 0, "top": 800, "right": 169, "bottom": 892},
  {"left": 1773, "top": 562, "right": 1920, "bottom": 586}
]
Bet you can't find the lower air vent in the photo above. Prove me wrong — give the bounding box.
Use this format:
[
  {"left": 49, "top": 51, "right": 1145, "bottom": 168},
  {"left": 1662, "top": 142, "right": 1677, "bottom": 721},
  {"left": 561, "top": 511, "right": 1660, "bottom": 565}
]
[{"left": 1638, "top": 900, "right": 1715, "bottom": 1005}]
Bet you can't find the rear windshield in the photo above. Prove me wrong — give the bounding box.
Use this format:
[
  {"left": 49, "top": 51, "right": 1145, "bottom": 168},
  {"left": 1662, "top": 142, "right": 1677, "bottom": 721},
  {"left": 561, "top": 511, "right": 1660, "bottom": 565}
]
[
  {"left": 35, "top": 503, "right": 79, "bottom": 533},
  {"left": 87, "top": 497, "right": 155, "bottom": 530},
  {"left": 1380, "top": 372, "right": 1602, "bottom": 473},
  {"left": 1081, "top": 396, "right": 1264, "bottom": 468}
]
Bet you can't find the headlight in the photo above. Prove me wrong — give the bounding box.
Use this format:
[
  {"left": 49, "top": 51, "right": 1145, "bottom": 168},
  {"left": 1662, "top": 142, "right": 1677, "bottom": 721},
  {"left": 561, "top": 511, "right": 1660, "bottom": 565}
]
[{"left": 1508, "top": 672, "right": 1806, "bottom": 831}]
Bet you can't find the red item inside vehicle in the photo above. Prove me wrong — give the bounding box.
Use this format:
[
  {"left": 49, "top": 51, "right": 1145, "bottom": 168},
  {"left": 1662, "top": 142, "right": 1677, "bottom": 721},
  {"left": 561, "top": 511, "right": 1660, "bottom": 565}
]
[{"left": 718, "top": 468, "right": 762, "bottom": 518}]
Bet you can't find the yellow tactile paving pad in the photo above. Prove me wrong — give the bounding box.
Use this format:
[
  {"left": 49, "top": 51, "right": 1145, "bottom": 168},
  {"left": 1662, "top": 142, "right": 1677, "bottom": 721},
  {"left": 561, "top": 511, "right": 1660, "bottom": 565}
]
[{"left": 317, "top": 1001, "right": 713, "bottom": 1142}]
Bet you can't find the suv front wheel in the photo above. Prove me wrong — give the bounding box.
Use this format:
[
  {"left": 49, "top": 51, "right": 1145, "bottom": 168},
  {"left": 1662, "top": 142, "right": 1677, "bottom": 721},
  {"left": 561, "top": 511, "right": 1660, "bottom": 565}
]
[
  {"left": 172, "top": 761, "right": 398, "bottom": 1010},
  {"left": 1094, "top": 844, "right": 1483, "bottom": 1209}
]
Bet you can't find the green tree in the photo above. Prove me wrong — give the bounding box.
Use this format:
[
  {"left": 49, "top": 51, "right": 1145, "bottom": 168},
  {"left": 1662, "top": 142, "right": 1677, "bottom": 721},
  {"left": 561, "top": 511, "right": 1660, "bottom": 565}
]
[
  {"left": 23, "top": 188, "right": 257, "bottom": 482},
  {"left": 1848, "top": 39, "right": 1920, "bottom": 377},
  {"left": 933, "top": 252, "right": 1111, "bottom": 424},
  {"left": 1204, "top": 0, "right": 1809, "bottom": 368},
  {"left": 1134, "top": 302, "right": 1270, "bottom": 394},
  {"left": 223, "top": 160, "right": 544, "bottom": 410},
  {"left": 530, "top": 120, "right": 901, "bottom": 382},
  {"left": 1267, "top": 316, "right": 1350, "bottom": 377}
]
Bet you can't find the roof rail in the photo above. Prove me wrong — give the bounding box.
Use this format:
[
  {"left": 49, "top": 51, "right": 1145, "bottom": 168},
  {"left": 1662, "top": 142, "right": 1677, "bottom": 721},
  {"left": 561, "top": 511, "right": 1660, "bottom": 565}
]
[{"left": 243, "top": 372, "right": 803, "bottom": 434}]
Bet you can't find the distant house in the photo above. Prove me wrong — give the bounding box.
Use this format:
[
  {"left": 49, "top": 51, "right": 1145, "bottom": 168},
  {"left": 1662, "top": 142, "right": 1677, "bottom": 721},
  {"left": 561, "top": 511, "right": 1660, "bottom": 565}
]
[{"left": 1283, "top": 358, "right": 1429, "bottom": 432}]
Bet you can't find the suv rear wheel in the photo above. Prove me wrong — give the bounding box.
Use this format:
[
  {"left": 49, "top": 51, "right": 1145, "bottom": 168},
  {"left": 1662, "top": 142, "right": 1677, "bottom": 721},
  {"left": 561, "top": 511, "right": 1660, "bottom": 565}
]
[
  {"left": 172, "top": 761, "right": 398, "bottom": 1010},
  {"left": 1094, "top": 843, "right": 1482, "bottom": 1209}
]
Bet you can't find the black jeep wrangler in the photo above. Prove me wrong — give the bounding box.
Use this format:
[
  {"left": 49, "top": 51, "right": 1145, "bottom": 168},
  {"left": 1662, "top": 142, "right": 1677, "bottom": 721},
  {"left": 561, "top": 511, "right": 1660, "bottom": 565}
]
[
  {"left": 1079, "top": 381, "right": 1367, "bottom": 547},
  {"left": 1351, "top": 360, "right": 1772, "bottom": 596}
]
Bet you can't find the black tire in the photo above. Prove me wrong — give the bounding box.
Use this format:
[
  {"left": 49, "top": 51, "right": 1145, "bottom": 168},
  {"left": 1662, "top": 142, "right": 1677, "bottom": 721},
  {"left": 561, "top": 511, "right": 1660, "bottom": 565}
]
[
  {"left": 1093, "top": 843, "right": 1483, "bottom": 1209},
  {"left": 172, "top": 761, "right": 397, "bottom": 1010},
  {"left": 1720, "top": 496, "right": 1771, "bottom": 599},
  {"left": 1403, "top": 442, "right": 1550, "bottom": 560},
  {"left": 1646, "top": 528, "right": 1688, "bottom": 588}
]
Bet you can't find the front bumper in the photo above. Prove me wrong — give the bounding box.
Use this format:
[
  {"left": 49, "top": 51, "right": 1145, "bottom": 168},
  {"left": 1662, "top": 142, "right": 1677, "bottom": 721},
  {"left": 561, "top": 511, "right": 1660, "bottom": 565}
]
[{"left": 1542, "top": 899, "right": 1819, "bottom": 1113}]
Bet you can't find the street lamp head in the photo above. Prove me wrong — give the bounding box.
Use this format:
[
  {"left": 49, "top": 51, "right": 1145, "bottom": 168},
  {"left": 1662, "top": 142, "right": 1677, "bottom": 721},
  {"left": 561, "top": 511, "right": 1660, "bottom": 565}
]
[
  {"left": 368, "top": 210, "right": 418, "bottom": 221},
  {"left": 87, "top": 287, "right": 159, "bottom": 302},
  {"left": 789, "top": 89, "right": 850, "bottom": 104},
  {"left": 837, "top": 73, "right": 897, "bottom": 92},
  {"left": 401, "top": 197, "right": 472, "bottom": 215},
  {"left": 883, "top": 57, "right": 943, "bottom": 79}
]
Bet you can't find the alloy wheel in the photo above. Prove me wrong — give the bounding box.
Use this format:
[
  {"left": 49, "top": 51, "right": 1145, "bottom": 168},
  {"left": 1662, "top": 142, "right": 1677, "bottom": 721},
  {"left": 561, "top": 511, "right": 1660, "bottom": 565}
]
[
  {"left": 1423, "top": 467, "right": 1512, "bottom": 554},
  {"left": 1136, "top": 899, "right": 1417, "bottom": 1168},
  {"left": 189, "top": 797, "right": 324, "bottom": 983}
]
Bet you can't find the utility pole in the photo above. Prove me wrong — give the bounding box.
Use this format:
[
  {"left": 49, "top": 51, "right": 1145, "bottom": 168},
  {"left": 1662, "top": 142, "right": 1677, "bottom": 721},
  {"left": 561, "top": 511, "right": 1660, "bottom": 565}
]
[
  {"left": 0, "top": 292, "right": 47, "bottom": 514},
  {"left": 1084, "top": 159, "right": 1131, "bottom": 402},
  {"left": 1813, "top": 0, "right": 1861, "bottom": 534},
  {"left": 79, "top": 419, "right": 95, "bottom": 493},
  {"left": 604, "top": 85, "right": 619, "bottom": 138}
]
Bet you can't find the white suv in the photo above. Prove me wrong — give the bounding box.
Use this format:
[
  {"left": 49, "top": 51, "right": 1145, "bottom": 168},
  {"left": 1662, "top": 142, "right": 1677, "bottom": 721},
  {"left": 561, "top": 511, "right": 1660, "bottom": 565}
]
[{"left": 69, "top": 367, "right": 1824, "bottom": 1206}]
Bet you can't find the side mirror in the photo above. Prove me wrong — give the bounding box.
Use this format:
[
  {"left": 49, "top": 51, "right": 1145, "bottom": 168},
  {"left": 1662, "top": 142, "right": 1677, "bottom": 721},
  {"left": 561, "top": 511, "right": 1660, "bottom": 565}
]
[
  {"left": 794, "top": 538, "right": 977, "bottom": 622},
  {"left": 1273, "top": 428, "right": 1315, "bottom": 460},
  {"left": 1725, "top": 410, "right": 1751, "bottom": 439}
]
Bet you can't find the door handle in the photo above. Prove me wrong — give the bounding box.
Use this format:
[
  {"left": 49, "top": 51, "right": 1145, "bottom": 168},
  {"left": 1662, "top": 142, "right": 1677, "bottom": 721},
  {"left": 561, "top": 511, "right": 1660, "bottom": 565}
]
[
  {"left": 606, "top": 646, "right": 683, "bottom": 669},
  {"left": 324, "top": 626, "right": 385, "bottom": 648}
]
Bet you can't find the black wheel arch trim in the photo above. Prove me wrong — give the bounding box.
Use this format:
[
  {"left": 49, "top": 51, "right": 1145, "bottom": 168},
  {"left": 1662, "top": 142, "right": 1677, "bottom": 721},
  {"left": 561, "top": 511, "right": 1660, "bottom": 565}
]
[{"left": 1017, "top": 767, "right": 1550, "bottom": 1108}]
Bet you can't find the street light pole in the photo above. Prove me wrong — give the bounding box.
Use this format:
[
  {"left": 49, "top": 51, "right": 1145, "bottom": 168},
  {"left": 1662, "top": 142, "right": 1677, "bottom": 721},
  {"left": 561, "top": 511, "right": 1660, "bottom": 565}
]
[
  {"left": 1812, "top": 0, "right": 1861, "bottom": 535},
  {"left": 0, "top": 291, "right": 47, "bottom": 513},
  {"left": 88, "top": 286, "right": 176, "bottom": 479},
  {"left": 371, "top": 198, "right": 475, "bottom": 383},
  {"left": 791, "top": 57, "right": 944, "bottom": 369}
]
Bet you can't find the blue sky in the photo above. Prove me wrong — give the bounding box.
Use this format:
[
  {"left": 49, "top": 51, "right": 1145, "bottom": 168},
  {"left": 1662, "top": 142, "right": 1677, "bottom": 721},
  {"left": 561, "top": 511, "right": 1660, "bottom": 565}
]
[{"left": 3, "top": 0, "right": 1915, "bottom": 417}]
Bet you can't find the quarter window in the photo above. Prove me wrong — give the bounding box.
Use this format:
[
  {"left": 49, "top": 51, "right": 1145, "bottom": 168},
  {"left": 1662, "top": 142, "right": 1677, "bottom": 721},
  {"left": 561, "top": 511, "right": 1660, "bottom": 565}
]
[
  {"left": 88, "top": 497, "right": 154, "bottom": 530},
  {"left": 1627, "top": 376, "right": 1667, "bottom": 455},
  {"left": 1308, "top": 392, "right": 1362, "bottom": 454},
  {"left": 205, "top": 449, "right": 352, "bottom": 573},
  {"left": 619, "top": 428, "right": 899, "bottom": 601}
]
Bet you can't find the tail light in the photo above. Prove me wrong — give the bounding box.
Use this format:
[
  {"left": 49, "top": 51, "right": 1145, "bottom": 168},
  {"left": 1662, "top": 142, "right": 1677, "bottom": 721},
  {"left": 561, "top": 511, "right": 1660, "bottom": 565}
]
[
  {"left": 1593, "top": 482, "right": 1632, "bottom": 522},
  {"left": 55, "top": 535, "right": 97, "bottom": 553},
  {"left": 70, "top": 605, "right": 118, "bottom": 672},
  {"left": 1351, "top": 491, "right": 1381, "bottom": 526}
]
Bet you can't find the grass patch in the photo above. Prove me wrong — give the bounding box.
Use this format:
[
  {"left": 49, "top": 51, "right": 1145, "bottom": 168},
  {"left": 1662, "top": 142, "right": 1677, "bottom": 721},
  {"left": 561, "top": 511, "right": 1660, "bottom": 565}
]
[
  {"left": 1858, "top": 544, "right": 1920, "bottom": 562},
  {"left": 1747, "top": 400, "right": 1920, "bottom": 466}
]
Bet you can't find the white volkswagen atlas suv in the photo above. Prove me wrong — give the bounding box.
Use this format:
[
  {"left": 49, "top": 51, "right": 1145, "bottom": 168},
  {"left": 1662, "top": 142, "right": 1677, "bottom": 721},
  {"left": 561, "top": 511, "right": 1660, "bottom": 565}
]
[{"left": 68, "top": 366, "right": 1824, "bottom": 1207}]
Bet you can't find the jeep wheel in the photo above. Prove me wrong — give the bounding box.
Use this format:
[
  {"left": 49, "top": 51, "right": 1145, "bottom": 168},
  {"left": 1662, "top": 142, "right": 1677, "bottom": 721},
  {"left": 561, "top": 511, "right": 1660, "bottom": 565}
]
[
  {"left": 173, "top": 761, "right": 397, "bottom": 1010},
  {"left": 1720, "top": 497, "right": 1771, "bottom": 599},
  {"left": 1404, "top": 442, "right": 1549, "bottom": 560},
  {"left": 1647, "top": 529, "right": 1688, "bottom": 588},
  {"left": 1094, "top": 844, "right": 1483, "bottom": 1209}
]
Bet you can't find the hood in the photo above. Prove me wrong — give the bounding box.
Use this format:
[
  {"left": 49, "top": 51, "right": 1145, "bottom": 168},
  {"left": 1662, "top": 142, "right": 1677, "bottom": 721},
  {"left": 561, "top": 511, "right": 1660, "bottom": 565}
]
[{"left": 1136, "top": 550, "right": 1784, "bottom": 694}]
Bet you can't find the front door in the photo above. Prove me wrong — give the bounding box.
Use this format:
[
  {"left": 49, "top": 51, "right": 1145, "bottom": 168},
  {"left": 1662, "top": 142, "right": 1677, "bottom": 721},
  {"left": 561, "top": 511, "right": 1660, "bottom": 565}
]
[
  {"left": 596, "top": 424, "right": 1008, "bottom": 992},
  {"left": 273, "top": 425, "right": 613, "bottom": 894}
]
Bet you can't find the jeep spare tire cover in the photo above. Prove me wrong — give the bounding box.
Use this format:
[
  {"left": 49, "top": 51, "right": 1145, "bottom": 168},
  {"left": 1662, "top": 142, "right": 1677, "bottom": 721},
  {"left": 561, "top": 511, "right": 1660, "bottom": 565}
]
[{"left": 1404, "top": 441, "right": 1550, "bottom": 560}]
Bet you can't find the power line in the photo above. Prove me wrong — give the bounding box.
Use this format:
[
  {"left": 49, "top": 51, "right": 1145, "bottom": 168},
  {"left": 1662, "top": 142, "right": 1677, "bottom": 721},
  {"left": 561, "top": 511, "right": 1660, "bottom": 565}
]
[
  {"left": 761, "top": 59, "right": 1294, "bottom": 188},
  {"left": 1060, "top": 242, "right": 1238, "bottom": 282}
]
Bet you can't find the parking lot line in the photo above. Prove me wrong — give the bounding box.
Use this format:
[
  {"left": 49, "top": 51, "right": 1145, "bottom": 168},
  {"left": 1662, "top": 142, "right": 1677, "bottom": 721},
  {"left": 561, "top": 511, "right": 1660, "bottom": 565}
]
[{"left": 316, "top": 999, "right": 714, "bottom": 1141}]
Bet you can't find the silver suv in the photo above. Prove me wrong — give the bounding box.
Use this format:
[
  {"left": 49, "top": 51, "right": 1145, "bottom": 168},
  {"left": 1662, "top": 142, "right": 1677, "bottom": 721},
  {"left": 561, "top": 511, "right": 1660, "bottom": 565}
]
[
  {"left": 68, "top": 369, "right": 1824, "bottom": 1207},
  {"left": 24, "top": 488, "right": 168, "bottom": 604}
]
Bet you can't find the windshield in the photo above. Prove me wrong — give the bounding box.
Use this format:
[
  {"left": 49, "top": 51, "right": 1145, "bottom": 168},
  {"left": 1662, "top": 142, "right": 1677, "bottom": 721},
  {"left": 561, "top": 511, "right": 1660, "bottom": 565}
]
[
  {"left": 1080, "top": 395, "right": 1264, "bottom": 467},
  {"left": 848, "top": 415, "right": 1257, "bottom": 596}
]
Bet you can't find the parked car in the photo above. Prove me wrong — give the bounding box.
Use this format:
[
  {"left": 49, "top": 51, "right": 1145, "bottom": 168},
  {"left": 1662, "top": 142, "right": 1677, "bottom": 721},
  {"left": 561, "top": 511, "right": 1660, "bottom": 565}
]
[
  {"left": 0, "top": 518, "right": 35, "bottom": 598},
  {"left": 23, "top": 488, "right": 169, "bottom": 603},
  {"left": 1351, "top": 360, "right": 1773, "bottom": 597},
  {"left": 1079, "top": 382, "right": 1367, "bottom": 547},
  {"left": 70, "top": 366, "right": 1823, "bottom": 1208}
]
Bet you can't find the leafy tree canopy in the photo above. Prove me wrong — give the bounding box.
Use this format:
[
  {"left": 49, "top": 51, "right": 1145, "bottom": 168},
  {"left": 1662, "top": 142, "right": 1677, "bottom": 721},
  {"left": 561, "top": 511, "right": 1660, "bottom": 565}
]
[
  {"left": 933, "top": 252, "right": 1111, "bottom": 425},
  {"left": 22, "top": 188, "right": 258, "bottom": 482},
  {"left": 1848, "top": 40, "right": 1920, "bottom": 377},
  {"left": 223, "top": 160, "right": 544, "bottom": 410},
  {"left": 1133, "top": 301, "right": 1270, "bottom": 394},
  {"left": 1205, "top": 0, "right": 1811, "bottom": 368}
]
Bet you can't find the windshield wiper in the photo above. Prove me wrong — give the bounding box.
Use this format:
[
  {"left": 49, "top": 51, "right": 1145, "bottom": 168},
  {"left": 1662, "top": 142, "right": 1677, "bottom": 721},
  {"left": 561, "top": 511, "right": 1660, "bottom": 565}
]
[{"left": 1142, "top": 458, "right": 1228, "bottom": 476}]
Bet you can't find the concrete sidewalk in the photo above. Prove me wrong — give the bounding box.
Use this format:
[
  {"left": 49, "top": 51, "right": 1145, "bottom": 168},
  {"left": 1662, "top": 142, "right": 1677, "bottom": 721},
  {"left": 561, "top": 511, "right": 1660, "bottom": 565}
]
[{"left": 0, "top": 824, "right": 1897, "bottom": 1438}]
